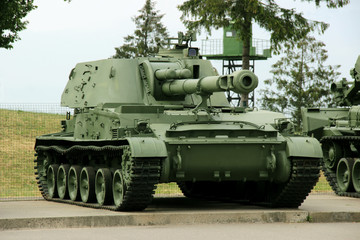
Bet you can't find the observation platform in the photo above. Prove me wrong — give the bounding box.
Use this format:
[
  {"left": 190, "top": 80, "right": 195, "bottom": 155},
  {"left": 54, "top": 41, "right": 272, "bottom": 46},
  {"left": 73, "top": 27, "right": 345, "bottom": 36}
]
[{"left": 200, "top": 38, "right": 271, "bottom": 60}]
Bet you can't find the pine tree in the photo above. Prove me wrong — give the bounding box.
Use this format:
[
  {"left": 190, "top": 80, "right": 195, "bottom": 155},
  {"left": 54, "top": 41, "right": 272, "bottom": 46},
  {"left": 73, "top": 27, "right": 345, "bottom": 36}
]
[
  {"left": 178, "top": 0, "right": 349, "bottom": 106},
  {"left": 258, "top": 35, "right": 341, "bottom": 131},
  {"left": 113, "top": 0, "right": 168, "bottom": 58}
]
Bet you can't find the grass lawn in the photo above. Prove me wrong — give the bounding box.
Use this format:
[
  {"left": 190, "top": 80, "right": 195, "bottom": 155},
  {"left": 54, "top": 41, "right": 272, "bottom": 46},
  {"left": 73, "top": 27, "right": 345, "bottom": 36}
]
[{"left": 0, "top": 109, "right": 64, "bottom": 198}]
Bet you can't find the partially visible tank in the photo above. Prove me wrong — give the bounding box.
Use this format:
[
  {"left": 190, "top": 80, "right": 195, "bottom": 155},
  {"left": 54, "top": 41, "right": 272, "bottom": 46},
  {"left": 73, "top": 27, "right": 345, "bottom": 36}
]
[
  {"left": 302, "top": 55, "right": 360, "bottom": 197},
  {"left": 34, "top": 32, "right": 322, "bottom": 211}
]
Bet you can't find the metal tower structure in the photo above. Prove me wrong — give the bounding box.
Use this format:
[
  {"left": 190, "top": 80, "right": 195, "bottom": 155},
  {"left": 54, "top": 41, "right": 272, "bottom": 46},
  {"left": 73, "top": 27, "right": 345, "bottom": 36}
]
[{"left": 201, "top": 25, "right": 271, "bottom": 107}]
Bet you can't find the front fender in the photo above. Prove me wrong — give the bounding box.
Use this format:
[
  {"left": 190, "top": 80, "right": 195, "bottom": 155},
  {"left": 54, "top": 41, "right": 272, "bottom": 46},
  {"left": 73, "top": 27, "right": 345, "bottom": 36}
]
[
  {"left": 126, "top": 137, "right": 167, "bottom": 158},
  {"left": 285, "top": 136, "right": 323, "bottom": 158}
]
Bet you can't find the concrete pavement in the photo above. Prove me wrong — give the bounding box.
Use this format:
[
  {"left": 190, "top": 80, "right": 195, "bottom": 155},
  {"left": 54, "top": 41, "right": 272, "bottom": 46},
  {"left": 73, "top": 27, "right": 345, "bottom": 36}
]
[
  {"left": 1, "top": 223, "right": 360, "bottom": 240},
  {"left": 1, "top": 194, "right": 360, "bottom": 230}
]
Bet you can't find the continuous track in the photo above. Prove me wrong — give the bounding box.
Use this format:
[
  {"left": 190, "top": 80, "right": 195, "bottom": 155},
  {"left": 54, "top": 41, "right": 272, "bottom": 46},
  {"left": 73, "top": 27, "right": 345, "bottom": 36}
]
[
  {"left": 34, "top": 144, "right": 161, "bottom": 211},
  {"left": 267, "top": 158, "right": 320, "bottom": 207},
  {"left": 35, "top": 145, "right": 320, "bottom": 210},
  {"left": 321, "top": 136, "right": 360, "bottom": 198}
]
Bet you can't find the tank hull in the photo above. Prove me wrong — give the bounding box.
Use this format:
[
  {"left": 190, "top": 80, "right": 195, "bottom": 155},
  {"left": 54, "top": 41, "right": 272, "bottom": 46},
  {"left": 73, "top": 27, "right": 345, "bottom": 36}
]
[{"left": 35, "top": 108, "right": 321, "bottom": 210}]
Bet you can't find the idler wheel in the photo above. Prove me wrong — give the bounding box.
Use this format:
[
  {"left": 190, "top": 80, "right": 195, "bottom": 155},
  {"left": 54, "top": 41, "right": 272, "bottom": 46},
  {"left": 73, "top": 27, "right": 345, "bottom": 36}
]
[
  {"left": 47, "top": 164, "right": 59, "bottom": 198},
  {"left": 352, "top": 159, "right": 360, "bottom": 193},
  {"left": 80, "top": 167, "right": 96, "bottom": 203},
  {"left": 323, "top": 141, "right": 342, "bottom": 170},
  {"left": 112, "top": 169, "right": 125, "bottom": 208},
  {"left": 57, "top": 164, "right": 70, "bottom": 199},
  {"left": 336, "top": 158, "right": 355, "bottom": 192},
  {"left": 68, "top": 165, "right": 82, "bottom": 201},
  {"left": 95, "top": 168, "right": 113, "bottom": 205}
]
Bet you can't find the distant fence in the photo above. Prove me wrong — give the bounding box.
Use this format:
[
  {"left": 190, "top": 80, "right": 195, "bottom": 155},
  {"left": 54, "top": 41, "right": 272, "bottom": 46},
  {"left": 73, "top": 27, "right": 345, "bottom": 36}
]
[
  {"left": 0, "top": 103, "right": 72, "bottom": 114},
  {"left": 0, "top": 104, "right": 332, "bottom": 201}
]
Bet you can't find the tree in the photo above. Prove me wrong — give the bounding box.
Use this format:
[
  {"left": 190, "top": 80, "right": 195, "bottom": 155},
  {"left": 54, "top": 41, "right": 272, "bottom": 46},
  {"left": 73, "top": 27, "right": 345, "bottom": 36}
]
[
  {"left": 0, "top": 1, "right": 72, "bottom": 50},
  {"left": 0, "top": 0, "right": 37, "bottom": 49},
  {"left": 258, "top": 35, "right": 340, "bottom": 131},
  {"left": 113, "top": 0, "right": 168, "bottom": 58},
  {"left": 178, "top": 0, "right": 349, "bottom": 106}
]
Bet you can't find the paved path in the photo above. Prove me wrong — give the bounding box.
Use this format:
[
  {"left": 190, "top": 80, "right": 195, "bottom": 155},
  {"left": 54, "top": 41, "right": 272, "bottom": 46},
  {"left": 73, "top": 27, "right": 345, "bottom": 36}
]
[
  {"left": 1, "top": 194, "right": 360, "bottom": 230},
  {"left": 1, "top": 223, "right": 360, "bottom": 240}
]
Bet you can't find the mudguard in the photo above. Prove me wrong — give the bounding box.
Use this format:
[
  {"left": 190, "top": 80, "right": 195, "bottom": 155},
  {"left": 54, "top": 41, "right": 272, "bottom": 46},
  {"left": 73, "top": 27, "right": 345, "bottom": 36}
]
[
  {"left": 126, "top": 137, "right": 167, "bottom": 158},
  {"left": 285, "top": 136, "right": 322, "bottom": 158}
]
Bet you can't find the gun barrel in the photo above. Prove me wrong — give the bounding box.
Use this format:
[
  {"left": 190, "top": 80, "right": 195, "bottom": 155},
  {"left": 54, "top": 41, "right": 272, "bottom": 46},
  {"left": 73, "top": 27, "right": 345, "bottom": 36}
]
[
  {"left": 162, "top": 70, "right": 258, "bottom": 96},
  {"left": 331, "top": 80, "right": 352, "bottom": 92},
  {"left": 155, "top": 68, "right": 192, "bottom": 80}
]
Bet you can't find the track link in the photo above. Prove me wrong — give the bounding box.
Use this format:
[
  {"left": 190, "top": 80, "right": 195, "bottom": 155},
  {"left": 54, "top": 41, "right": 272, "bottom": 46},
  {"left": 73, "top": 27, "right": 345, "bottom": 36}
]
[
  {"left": 267, "top": 157, "right": 320, "bottom": 208},
  {"left": 321, "top": 136, "right": 360, "bottom": 198},
  {"left": 34, "top": 145, "right": 161, "bottom": 211},
  {"left": 116, "top": 157, "right": 161, "bottom": 211}
]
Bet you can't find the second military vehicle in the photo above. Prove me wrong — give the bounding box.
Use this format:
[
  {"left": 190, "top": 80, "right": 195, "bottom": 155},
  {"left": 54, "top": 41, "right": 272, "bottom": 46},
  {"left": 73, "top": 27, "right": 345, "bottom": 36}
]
[
  {"left": 34, "top": 33, "right": 322, "bottom": 211},
  {"left": 302, "top": 55, "right": 360, "bottom": 198}
]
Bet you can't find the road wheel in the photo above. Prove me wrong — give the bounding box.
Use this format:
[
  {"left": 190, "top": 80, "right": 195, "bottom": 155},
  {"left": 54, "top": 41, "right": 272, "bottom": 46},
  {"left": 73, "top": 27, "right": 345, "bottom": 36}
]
[
  {"left": 47, "top": 164, "right": 59, "bottom": 198},
  {"left": 352, "top": 159, "right": 360, "bottom": 193},
  {"left": 95, "top": 168, "right": 113, "bottom": 205},
  {"left": 80, "top": 166, "right": 96, "bottom": 203},
  {"left": 336, "top": 158, "right": 355, "bottom": 192},
  {"left": 113, "top": 169, "right": 125, "bottom": 208},
  {"left": 68, "top": 165, "right": 82, "bottom": 201},
  {"left": 57, "top": 164, "right": 70, "bottom": 199}
]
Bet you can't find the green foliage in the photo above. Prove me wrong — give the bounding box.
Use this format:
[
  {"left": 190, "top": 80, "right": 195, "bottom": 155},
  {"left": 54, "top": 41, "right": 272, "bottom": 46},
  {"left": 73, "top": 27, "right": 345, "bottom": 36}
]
[
  {"left": 178, "top": 0, "right": 349, "bottom": 58},
  {"left": 113, "top": 0, "right": 168, "bottom": 58},
  {"left": 0, "top": 0, "right": 73, "bottom": 49},
  {"left": 178, "top": 0, "right": 348, "bottom": 107},
  {"left": 258, "top": 36, "right": 341, "bottom": 131},
  {"left": 0, "top": 0, "right": 37, "bottom": 49},
  {"left": 301, "top": 0, "right": 349, "bottom": 8}
]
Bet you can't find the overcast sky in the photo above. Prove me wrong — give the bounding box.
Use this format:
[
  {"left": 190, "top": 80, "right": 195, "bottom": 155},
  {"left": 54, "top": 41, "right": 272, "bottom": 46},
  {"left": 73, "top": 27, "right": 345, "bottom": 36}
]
[{"left": 0, "top": 0, "right": 359, "bottom": 104}]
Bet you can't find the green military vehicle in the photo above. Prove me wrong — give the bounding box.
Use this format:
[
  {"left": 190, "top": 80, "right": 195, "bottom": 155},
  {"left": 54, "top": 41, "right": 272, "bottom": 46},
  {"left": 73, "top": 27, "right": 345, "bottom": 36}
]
[
  {"left": 34, "top": 33, "right": 322, "bottom": 211},
  {"left": 302, "top": 55, "right": 360, "bottom": 198}
]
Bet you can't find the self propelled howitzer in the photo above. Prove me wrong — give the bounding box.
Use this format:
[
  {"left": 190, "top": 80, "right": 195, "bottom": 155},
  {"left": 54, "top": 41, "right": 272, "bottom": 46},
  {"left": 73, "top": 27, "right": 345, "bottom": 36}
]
[
  {"left": 34, "top": 32, "right": 321, "bottom": 211},
  {"left": 302, "top": 55, "right": 360, "bottom": 197}
]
